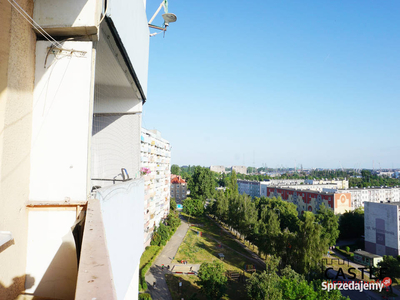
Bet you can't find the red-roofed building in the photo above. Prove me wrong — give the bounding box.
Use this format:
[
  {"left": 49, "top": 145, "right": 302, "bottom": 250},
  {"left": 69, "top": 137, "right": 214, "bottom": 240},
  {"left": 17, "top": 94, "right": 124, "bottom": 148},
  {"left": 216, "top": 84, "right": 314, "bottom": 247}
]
[{"left": 171, "top": 175, "right": 187, "bottom": 202}]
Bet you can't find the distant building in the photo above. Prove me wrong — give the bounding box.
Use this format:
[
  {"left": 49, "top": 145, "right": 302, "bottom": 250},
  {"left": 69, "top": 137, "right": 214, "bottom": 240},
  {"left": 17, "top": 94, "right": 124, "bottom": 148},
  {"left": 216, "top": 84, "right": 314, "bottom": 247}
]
[
  {"left": 171, "top": 175, "right": 188, "bottom": 203},
  {"left": 232, "top": 166, "right": 247, "bottom": 174},
  {"left": 141, "top": 128, "right": 171, "bottom": 247},
  {"left": 365, "top": 202, "right": 400, "bottom": 256},
  {"left": 267, "top": 187, "right": 352, "bottom": 215},
  {"left": 323, "top": 187, "right": 400, "bottom": 209},
  {"left": 237, "top": 179, "right": 349, "bottom": 199},
  {"left": 210, "top": 166, "right": 226, "bottom": 173},
  {"left": 237, "top": 180, "right": 269, "bottom": 198},
  {"left": 377, "top": 171, "right": 395, "bottom": 178}
]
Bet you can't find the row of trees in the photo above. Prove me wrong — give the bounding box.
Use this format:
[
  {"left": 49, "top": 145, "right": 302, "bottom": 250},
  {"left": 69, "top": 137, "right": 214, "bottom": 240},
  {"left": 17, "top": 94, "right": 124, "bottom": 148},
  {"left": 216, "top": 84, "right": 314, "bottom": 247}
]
[
  {"left": 207, "top": 171, "right": 339, "bottom": 277},
  {"left": 196, "top": 258, "right": 348, "bottom": 300},
  {"left": 349, "top": 169, "right": 400, "bottom": 188}
]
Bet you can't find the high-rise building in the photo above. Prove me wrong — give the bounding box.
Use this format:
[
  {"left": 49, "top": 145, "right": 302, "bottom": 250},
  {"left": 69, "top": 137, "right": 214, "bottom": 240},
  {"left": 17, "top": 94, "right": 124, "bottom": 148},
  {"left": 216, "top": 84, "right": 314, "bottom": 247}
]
[
  {"left": 210, "top": 166, "right": 226, "bottom": 173},
  {"left": 141, "top": 129, "right": 171, "bottom": 247},
  {"left": 1, "top": 1, "right": 150, "bottom": 299},
  {"left": 365, "top": 202, "right": 400, "bottom": 256},
  {"left": 232, "top": 166, "right": 247, "bottom": 174}
]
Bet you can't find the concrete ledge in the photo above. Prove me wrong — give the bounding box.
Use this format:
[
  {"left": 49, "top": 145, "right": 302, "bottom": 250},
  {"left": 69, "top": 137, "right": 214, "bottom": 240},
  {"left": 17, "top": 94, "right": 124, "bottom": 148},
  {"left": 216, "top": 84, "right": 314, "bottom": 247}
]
[{"left": 75, "top": 199, "right": 117, "bottom": 300}]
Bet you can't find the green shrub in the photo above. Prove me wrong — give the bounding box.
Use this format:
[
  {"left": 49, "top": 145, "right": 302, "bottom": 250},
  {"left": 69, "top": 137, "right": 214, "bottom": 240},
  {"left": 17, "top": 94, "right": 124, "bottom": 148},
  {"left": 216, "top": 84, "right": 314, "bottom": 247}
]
[
  {"left": 139, "top": 293, "right": 152, "bottom": 300},
  {"left": 336, "top": 246, "right": 340, "bottom": 250},
  {"left": 345, "top": 246, "right": 350, "bottom": 253}
]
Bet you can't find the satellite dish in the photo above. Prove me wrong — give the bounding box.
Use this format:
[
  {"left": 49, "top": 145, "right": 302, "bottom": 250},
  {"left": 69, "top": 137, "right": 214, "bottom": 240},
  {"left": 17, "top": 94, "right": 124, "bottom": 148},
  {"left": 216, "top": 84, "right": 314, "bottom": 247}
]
[{"left": 162, "top": 13, "right": 177, "bottom": 24}]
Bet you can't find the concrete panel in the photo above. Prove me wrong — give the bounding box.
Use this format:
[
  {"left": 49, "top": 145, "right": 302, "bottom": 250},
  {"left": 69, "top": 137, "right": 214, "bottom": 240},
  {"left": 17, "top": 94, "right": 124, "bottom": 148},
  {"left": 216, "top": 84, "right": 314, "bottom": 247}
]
[
  {"left": 25, "top": 210, "right": 78, "bottom": 300},
  {"left": 30, "top": 41, "right": 94, "bottom": 202},
  {"left": 33, "top": 0, "right": 102, "bottom": 36},
  {"left": 95, "top": 178, "right": 144, "bottom": 299},
  {"left": 365, "top": 202, "right": 399, "bottom": 256},
  {"left": 108, "top": 0, "right": 149, "bottom": 96}
]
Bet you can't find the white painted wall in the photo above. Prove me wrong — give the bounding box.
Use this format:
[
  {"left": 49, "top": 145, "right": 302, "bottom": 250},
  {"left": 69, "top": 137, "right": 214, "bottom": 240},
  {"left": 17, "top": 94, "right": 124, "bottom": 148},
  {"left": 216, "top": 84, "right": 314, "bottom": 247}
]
[
  {"left": 95, "top": 178, "right": 144, "bottom": 300},
  {"left": 124, "top": 263, "right": 140, "bottom": 300},
  {"left": 25, "top": 210, "right": 78, "bottom": 300},
  {"left": 108, "top": 0, "right": 150, "bottom": 96},
  {"left": 30, "top": 41, "right": 94, "bottom": 202},
  {"left": 33, "top": 0, "right": 102, "bottom": 31}
]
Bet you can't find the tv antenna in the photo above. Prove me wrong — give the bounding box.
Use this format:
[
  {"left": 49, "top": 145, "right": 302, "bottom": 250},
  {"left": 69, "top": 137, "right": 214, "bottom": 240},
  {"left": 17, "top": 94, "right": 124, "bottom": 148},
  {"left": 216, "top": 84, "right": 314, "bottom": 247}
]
[{"left": 148, "top": 0, "right": 177, "bottom": 37}]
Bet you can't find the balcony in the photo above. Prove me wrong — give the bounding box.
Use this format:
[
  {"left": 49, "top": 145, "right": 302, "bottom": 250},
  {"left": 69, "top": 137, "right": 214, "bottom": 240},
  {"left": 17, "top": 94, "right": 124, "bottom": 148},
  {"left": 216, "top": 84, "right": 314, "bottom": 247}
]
[{"left": 76, "top": 178, "right": 144, "bottom": 299}]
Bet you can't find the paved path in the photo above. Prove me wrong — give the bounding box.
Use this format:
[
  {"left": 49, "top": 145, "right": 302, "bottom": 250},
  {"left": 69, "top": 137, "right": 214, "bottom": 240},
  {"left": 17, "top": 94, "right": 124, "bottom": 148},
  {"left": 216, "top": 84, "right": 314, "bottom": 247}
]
[{"left": 145, "top": 216, "right": 190, "bottom": 300}]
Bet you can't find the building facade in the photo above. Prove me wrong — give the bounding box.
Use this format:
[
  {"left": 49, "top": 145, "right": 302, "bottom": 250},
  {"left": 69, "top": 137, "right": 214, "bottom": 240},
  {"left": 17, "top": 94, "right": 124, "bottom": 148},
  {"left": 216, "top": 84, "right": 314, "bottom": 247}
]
[
  {"left": 267, "top": 187, "right": 352, "bottom": 215},
  {"left": 323, "top": 187, "right": 400, "bottom": 209},
  {"left": 141, "top": 129, "right": 171, "bottom": 247},
  {"left": 210, "top": 166, "right": 226, "bottom": 173},
  {"left": 237, "top": 180, "right": 269, "bottom": 198},
  {"left": 238, "top": 179, "right": 349, "bottom": 199},
  {"left": 232, "top": 166, "right": 247, "bottom": 174},
  {"left": 364, "top": 202, "right": 400, "bottom": 257},
  {"left": 1, "top": 0, "right": 150, "bottom": 299},
  {"left": 171, "top": 175, "right": 188, "bottom": 203}
]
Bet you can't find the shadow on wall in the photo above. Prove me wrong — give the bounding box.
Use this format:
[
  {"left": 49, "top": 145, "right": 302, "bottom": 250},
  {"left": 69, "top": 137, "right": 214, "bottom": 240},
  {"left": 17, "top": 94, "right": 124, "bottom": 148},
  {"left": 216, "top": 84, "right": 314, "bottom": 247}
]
[
  {"left": 0, "top": 274, "right": 35, "bottom": 300},
  {"left": 27, "top": 210, "right": 85, "bottom": 300},
  {"left": 0, "top": 239, "right": 15, "bottom": 254}
]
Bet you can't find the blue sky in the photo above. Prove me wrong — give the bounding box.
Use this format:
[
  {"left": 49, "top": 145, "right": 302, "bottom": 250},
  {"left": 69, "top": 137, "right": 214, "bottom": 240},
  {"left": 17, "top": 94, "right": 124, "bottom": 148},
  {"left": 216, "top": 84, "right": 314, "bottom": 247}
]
[{"left": 142, "top": 0, "right": 400, "bottom": 169}]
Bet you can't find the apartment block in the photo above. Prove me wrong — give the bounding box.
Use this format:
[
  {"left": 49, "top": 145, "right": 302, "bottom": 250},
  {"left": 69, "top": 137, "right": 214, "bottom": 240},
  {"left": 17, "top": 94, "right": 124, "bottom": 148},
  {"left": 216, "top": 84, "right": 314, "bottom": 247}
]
[
  {"left": 171, "top": 175, "right": 188, "bottom": 203},
  {"left": 232, "top": 166, "right": 247, "bottom": 174},
  {"left": 267, "top": 187, "right": 352, "bottom": 215},
  {"left": 141, "top": 129, "right": 171, "bottom": 247},
  {"left": 210, "top": 166, "right": 226, "bottom": 173},
  {"left": 323, "top": 187, "right": 400, "bottom": 209},
  {"left": 365, "top": 202, "right": 400, "bottom": 256}
]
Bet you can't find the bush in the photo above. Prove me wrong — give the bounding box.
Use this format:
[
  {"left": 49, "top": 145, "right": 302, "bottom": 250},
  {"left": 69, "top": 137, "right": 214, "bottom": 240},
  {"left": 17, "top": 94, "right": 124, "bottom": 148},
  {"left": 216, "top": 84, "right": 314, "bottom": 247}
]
[
  {"left": 345, "top": 246, "right": 350, "bottom": 253},
  {"left": 139, "top": 293, "right": 152, "bottom": 300}
]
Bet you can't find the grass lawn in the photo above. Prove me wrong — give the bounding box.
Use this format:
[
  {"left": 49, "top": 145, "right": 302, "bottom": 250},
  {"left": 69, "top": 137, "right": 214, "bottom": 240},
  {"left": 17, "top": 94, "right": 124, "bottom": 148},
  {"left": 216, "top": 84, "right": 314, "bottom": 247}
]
[{"left": 167, "top": 214, "right": 262, "bottom": 300}]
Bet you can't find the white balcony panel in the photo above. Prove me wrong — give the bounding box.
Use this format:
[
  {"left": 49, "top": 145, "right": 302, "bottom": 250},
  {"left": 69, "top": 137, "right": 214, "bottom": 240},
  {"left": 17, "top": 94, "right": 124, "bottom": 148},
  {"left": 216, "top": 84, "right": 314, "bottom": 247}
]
[
  {"left": 33, "top": 0, "right": 102, "bottom": 36},
  {"left": 30, "top": 41, "right": 93, "bottom": 202},
  {"left": 95, "top": 178, "right": 144, "bottom": 300}
]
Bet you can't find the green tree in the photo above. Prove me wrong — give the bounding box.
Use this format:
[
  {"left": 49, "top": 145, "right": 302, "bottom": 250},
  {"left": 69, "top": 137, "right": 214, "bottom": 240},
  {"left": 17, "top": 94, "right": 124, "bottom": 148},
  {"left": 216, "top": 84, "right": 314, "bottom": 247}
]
[
  {"left": 378, "top": 255, "right": 400, "bottom": 293},
  {"left": 246, "top": 256, "right": 282, "bottom": 300},
  {"left": 339, "top": 207, "right": 364, "bottom": 239},
  {"left": 293, "top": 212, "right": 326, "bottom": 275},
  {"left": 214, "top": 191, "right": 229, "bottom": 222},
  {"left": 197, "top": 261, "right": 227, "bottom": 300},
  {"left": 165, "top": 211, "right": 181, "bottom": 229},
  {"left": 170, "top": 198, "right": 177, "bottom": 212},
  {"left": 226, "top": 170, "right": 239, "bottom": 198},
  {"left": 183, "top": 198, "right": 204, "bottom": 217},
  {"left": 188, "top": 166, "right": 216, "bottom": 199},
  {"left": 171, "top": 164, "right": 180, "bottom": 175},
  {"left": 316, "top": 204, "right": 340, "bottom": 247},
  {"left": 256, "top": 207, "right": 281, "bottom": 255}
]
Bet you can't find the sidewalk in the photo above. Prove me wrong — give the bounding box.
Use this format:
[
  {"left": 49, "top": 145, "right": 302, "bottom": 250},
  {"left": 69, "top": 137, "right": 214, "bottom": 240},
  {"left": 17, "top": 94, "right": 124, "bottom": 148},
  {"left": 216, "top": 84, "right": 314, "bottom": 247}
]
[{"left": 145, "top": 216, "right": 190, "bottom": 300}]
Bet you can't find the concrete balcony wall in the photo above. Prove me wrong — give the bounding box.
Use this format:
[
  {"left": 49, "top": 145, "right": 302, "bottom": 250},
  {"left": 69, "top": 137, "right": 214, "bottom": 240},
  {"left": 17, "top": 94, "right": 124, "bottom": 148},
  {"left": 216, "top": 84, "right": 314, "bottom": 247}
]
[
  {"left": 33, "top": 0, "right": 103, "bottom": 37},
  {"left": 29, "top": 40, "right": 94, "bottom": 202},
  {"left": 94, "top": 178, "right": 144, "bottom": 300}
]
